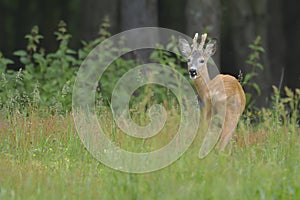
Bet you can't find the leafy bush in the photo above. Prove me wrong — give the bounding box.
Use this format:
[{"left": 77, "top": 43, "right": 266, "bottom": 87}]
[
  {"left": 1, "top": 22, "right": 79, "bottom": 112},
  {"left": 0, "top": 19, "right": 184, "bottom": 113},
  {"left": 0, "top": 19, "right": 135, "bottom": 112}
]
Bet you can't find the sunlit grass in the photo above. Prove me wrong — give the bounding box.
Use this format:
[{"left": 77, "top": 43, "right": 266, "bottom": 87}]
[{"left": 0, "top": 98, "right": 299, "bottom": 200}]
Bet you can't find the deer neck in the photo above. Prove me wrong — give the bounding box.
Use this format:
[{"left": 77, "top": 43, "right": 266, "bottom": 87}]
[{"left": 193, "top": 65, "right": 211, "bottom": 104}]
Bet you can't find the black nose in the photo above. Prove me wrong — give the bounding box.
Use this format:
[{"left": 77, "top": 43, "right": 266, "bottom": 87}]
[{"left": 189, "top": 68, "right": 197, "bottom": 78}]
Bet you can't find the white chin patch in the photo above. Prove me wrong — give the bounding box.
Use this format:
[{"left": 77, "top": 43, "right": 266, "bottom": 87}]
[{"left": 190, "top": 75, "right": 198, "bottom": 80}]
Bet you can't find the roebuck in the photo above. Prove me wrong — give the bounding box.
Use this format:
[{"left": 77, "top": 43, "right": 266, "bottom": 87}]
[{"left": 179, "top": 33, "right": 246, "bottom": 151}]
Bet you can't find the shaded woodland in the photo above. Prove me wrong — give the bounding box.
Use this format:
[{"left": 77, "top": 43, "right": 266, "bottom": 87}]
[{"left": 0, "top": 0, "right": 299, "bottom": 106}]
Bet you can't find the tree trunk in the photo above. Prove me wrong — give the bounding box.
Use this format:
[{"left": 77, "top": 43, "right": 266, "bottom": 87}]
[
  {"left": 0, "top": 4, "right": 7, "bottom": 54},
  {"left": 158, "top": 0, "right": 185, "bottom": 32},
  {"left": 80, "top": 0, "right": 119, "bottom": 41},
  {"left": 120, "top": 0, "right": 158, "bottom": 62},
  {"left": 267, "top": 0, "right": 287, "bottom": 90},
  {"left": 185, "top": 0, "right": 221, "bottom": 67},
  {"left": 120, "top": 0, "right": 158, "bottom": 30},
  {"left": 229, "top": 0, "right": 272, "bottom": 106},
  {"left": 283, "top": 0, "right": 300, "bottom": 89}
]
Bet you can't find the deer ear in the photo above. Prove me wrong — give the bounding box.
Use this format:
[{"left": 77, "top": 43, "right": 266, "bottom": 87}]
[
  {"left": 178, "top": 37, "right": 191, "bottom": 57},
  {"left": 205, "top": 39, "right": 217, "bottom": 56}
]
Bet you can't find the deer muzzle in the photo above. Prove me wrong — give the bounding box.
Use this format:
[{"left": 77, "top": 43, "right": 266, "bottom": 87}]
[{"left": 189, "top": 68, "right": 197, "bottom": 79}]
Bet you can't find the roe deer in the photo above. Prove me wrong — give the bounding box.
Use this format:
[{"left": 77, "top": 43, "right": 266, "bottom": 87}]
[{"left": 179, "top": 33, "right": 246, "bottom": 151}]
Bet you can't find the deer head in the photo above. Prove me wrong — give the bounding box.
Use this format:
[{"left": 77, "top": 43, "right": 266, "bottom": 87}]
[{"left": 179, "top": 33, "right": 217, "bottom": 79}]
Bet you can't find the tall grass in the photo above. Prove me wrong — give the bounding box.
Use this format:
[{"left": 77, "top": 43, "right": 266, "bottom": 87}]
[{"left": 0, "top": 89, "right": 299, "bottom": 199}]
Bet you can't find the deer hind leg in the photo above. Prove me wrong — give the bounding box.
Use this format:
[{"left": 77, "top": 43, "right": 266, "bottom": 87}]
[
  {"left": 219, "top": 116, "right": 238, "bottom": 151},
  {"left": 219, "top": 95, "right": 242, "bottom": 151}
]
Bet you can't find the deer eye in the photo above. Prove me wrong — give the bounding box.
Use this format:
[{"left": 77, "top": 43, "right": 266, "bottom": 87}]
[
  {"left": 187, "top": 58, "right": 191, "bottom": 62},
  {"left": 199, "top": 59, "right": 204, "bottom": 64}
]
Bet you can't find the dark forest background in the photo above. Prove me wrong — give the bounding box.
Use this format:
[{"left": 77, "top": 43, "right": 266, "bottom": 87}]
[{"left": 0, "top": 0, "right": 299, "bottom": 106}]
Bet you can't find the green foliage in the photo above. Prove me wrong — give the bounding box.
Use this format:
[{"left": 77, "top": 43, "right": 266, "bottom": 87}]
[
  {"left": 0, "top": 52, "right": 14, "bottom": 71},
  {"left": 133, "top": 35, "right": 188, "bottom": 109},
  {"left": 8, "top": 21, "right": 77, "bottom": 111},
  {"left": 239, "top": 36, "right": 265, "bottom": 109},
  {"left": 0, "top": 19, "right": 186, "bottom": 113},
  {"left": 78, "top": 16, "right": 111, "bottom": 60},
  {"left": 150, "top": 35, "right": 185, "bottom": 73},
  {"left": 0, "top": 19, "right": 119, "bottom": 112},
  {"left": 271, "top": 86, "right": 300, "bottom": 126}
]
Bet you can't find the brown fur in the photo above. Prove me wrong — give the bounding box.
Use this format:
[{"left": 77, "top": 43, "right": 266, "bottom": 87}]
[
  {"left": 194, "top": 74, "right": 246, "bottom": 150},
  {"left": 179, "top": 33, "right": 246, "bottom": 151}
]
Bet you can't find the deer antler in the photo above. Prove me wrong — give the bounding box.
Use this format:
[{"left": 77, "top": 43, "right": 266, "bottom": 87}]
[
  {"left": 198, "top": 33, "right": 207, "bottom": 51},
  {"left": 192, "top": 33, "right": 199, "bottom": 51}
]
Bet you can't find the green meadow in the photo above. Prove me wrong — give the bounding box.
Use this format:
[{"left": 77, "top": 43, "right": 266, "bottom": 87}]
[{"left": 1, "top": 92, "right": 300, "bottom": 200}]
